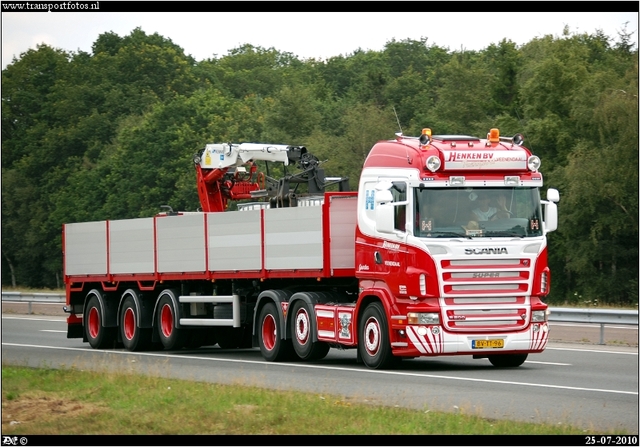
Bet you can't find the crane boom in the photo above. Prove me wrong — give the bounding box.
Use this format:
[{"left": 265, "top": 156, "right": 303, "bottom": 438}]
[
  {"left": 199, "top": 143, "right": 294, "bottom": 169},
  {"left": 194, "top": 142, "right": 348, "bottom": 212}
]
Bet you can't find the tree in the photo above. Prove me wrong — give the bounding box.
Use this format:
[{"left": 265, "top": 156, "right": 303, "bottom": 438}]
[
  {"left": 428, "top": 51, "right": 494, "bottom": 135},
  {"left": 307, "top": 103, "right": 397, "bottom": 189},
  {"left": 552, "top": 71, "right": 638, "bottom": 305},
  {"left": 200, "top": 44, "right": 298, "bottom": 100},
  {"left": 263, "top": 84, "right": 322, "bottom": 142}
]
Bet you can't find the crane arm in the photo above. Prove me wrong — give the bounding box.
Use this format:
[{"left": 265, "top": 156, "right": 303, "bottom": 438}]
[{"left": 193, "top": 142, "right": 348, "bottom": 212}]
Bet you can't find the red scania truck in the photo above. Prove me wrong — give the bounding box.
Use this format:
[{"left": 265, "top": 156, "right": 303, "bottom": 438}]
[{"left": 63, "top": 128, "right": 559, "bottom": 369}]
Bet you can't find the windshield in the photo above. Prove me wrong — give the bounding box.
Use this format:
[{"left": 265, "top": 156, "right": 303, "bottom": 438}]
[{"left": 414, "top": 187, "right": 543, "bottom": 238}]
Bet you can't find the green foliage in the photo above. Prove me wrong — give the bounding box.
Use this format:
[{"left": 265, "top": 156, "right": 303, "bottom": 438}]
[
  {"left": 1, "top": 26, "right": 637, "bottom": 305},
  {"left": 263, "top": 84, "right": 322, "bottom": 142}
]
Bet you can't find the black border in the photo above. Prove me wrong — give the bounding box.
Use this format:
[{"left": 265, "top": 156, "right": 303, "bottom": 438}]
[
  {"left": 0, "top": 1, "right": 638, "bottom": 13},
  {"left": 8, "top": 434, "right": 634, "bottom": 447}
]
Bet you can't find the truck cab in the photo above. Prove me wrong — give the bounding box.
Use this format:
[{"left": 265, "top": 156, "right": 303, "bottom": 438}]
[{"left": 354, "top": 129, "right": 559, "bottom": 368}]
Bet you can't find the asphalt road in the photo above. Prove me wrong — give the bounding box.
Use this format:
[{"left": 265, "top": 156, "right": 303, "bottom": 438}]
[{"left": 2, "top": 306, "right": 638, "bottom": 434}]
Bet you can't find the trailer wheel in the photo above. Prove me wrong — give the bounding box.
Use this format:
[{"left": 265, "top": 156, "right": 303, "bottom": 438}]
[
  {"left": 156, "top": 292, "right": 186, "bottom": 350},
  {"left": 358, "top": 302, "right": 396, "bottom": 369},
  {"left": 119, "top": 296, "right": 152, "bottom": 352},
  {"left": 488, "top": 354, "right": 528, "bottom": 368},
  {"left": 85, "top": 294, "right": 116, "bottom": 349},
  {"left": 258, "top": 302, "right": 292, "bottom": 362},
  {"left": 291, "top": 301, "right": 330, "bottom": 361}
]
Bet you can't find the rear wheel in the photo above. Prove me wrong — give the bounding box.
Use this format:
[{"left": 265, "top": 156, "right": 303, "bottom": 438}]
[
  {"left": 156, "top": 291, "right": 186, "bottom": 350},
  {"left": 85, "top": 294, "right": 116, "bottom": 349},
  {"left": 258, "top": 302, "right": 292, "bottom": 362},
  {"left": 119, "top": 295, "right": 152, "bottom": 352},
  {"left": 291, "top": 301, "right": 330, "bottom": 361},
  {"left": 358, "top": 302, "right": 397, "bottom": 369},
  {"left": 488, "top": 354, "right": 528, "bottom": 367}
]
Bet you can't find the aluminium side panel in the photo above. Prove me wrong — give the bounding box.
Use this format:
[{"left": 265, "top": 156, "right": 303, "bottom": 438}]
[
  {"left": 264, "top": 206, "right": 323, "bottom": 270},
  {"left": 109, "top": 218, "right": 154, "bottom": 274},
  {"left": 329, "top": 196, "right": 357, "bottom": 269},
  {"left": 208, "top": 210, "right": 262, "bottom": 271},
  {"left": 64, "top": 221, "right": 108, "bottom": 276},
  {"left": 156, "top": 214, "right": 206, "bottom": 273}
]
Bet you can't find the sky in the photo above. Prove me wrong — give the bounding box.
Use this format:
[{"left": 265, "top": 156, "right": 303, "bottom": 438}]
[{"left": 2, "top": 11, "right": 638, "bottom": 70}]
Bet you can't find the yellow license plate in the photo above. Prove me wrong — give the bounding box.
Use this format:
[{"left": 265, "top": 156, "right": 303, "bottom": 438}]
[{"left": 472, "top": 339, "right": 504, "bottom": 349}]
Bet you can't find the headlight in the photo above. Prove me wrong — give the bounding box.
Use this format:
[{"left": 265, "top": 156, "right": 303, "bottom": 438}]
[
  {"left": 532, "top": 310, "right": 547, "bottom": 322},
  {"left": 527, "top": 155, "right": 541, "bottom": 172},
  {"left": 408, "top": 312, "right": 440, "bottom": 325},
  {"left": 426, "top": 155, "right": 441, "bottom": 172}
]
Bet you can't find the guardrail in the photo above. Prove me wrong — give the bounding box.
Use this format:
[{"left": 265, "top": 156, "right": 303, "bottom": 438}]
[
  {"left": 548, "top": 307, "right": 638, "bottom": 345},
  {"left": 1, "top": 292, "right": 638, "bottom": 344},
  {"left": 1, "top": 291, "right": 65, "bottom": 315}
]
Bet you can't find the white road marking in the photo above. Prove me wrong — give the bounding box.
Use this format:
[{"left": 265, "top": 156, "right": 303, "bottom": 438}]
[
  {"left": 524, "top": 360, "right": 571, "bottom": 366},
  {"left": 2, "top": 342, "right": 637, "bottom": 396},
  {"left": 3, "top": 316, "right": 66, "bottom": 322}
]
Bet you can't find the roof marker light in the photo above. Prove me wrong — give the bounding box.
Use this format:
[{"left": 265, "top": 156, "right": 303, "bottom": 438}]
[{"left": 488, "top": 128, "right": 500, "bottom": 143}]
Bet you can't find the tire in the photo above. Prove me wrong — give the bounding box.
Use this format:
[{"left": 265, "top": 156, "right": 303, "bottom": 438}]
[
  {"left": 358, "top": 302, "right": 397, "bottom": 369},
  {"left": 156, "top": 291, "right": 186, "bottom": 350},
  {"left": 85, "top": 293, "right": 116, "bottom": 349},
  {"left": 291, "top": 301, "right": 330, "bottom": 361},
  {"left": 258, "top": 302, "right": 293, "bottom": 362},
  {"left": 119, "top": 295, "right": 152, "bottom": 352},
  {"left": 488, "top": 354, "right": 528, "bottom": 368}
]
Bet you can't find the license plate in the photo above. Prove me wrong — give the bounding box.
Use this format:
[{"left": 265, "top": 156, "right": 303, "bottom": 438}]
[{"left": 472, "top": 339, "right": 504, "bottom": 349}]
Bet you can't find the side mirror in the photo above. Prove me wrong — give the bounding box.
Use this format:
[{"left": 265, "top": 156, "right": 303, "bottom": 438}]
[
  {"left": 543, "top": 202, "right": 558, "bottom": 233},
  {"left": 547, "top": 188, "right": 560, "bottom": 203}
]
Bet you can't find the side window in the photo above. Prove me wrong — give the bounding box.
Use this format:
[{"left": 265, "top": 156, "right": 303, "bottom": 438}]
[{"left": 391, "top": 182, "right": 407, "bottom": 231}]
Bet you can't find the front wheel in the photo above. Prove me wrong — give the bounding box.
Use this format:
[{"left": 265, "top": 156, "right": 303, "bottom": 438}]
[
  {"left": 488, "top": 353, "right": 528, "bottom": 367},
  {"left": 358, "top": 302, "right": 397, "bottom": 369},
  {"left": 85, "top": 293, "right": 116, "bottom": 349},
  {"left": 291, "top": 301, "right": 330, "bottom": 361},
  {"left": 258, "top": 302, "right": 293, "bottom": 362}
]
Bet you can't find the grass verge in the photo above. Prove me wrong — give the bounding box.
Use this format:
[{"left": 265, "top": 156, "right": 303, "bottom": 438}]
[{"left": 1, "top": 365, "right": 625, "bottom": 435}]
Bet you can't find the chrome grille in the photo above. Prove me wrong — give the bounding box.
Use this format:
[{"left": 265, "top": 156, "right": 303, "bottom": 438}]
[{"left": 439, "top": 257, "right": 533, "bottom": 332}]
